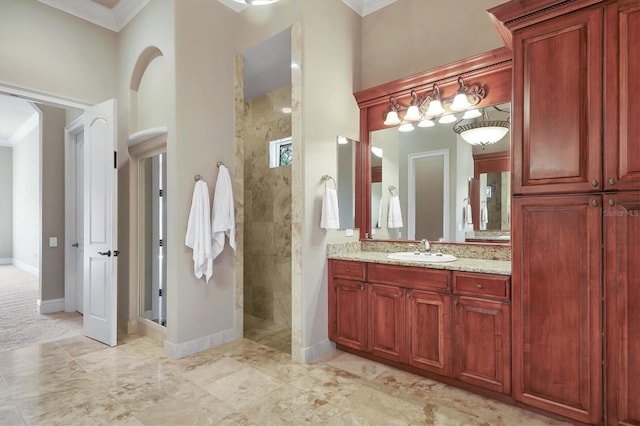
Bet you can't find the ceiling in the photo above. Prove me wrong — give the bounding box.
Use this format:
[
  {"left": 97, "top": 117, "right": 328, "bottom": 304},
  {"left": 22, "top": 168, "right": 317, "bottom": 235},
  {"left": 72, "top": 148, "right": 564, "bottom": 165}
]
[{"left": 0, "top": 1, "right": 397, "bottom": 144}]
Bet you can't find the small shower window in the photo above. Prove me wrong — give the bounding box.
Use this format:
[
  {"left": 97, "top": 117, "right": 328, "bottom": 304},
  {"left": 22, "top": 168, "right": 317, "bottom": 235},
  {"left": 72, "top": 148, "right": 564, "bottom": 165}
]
[{"left": 269, "top": 136, "right": 292, "bottom": 168}]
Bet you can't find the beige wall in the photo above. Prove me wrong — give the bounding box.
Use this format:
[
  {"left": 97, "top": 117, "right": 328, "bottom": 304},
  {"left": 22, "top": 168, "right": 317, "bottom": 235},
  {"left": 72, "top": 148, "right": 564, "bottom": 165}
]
[
  {"left": 0, "top": 146, "right": 13, "bottom": 259},
  {"left": 117, "top": 0, "right": 175, "bottom": 331},
  {"left": 40, "top": 105, "right": 66, "bottom": 300},
  {"left": 168, "top": 0, "right": 237, "bottom": 349},
  {"left": 244, "top": 85, "right": 292, "bottom": 326},
  {"left": 0, "top": 0, "right": 117, "bottom": 104},
  {"left": 361, "top": 0, "right": 505, "bottom": 89},
  {"left": 12, "top": 124, "right": 39, "bottom": 271}
]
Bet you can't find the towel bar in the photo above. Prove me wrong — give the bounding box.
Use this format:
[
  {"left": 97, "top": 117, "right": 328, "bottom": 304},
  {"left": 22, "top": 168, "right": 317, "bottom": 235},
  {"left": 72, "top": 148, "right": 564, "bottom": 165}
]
[{"left": 322, "top": 175, "right": 336, "bottom": 188}]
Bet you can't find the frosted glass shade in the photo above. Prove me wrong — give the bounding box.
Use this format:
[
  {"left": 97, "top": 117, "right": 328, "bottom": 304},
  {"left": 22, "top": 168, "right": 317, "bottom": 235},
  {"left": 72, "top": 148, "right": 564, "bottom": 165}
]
[
  {"left": 438, "top": 114, "right": 457, "bottom": 124},
  {"left": 457, "top": 122, "right": 509, "bottom": 146},
  {"left": 417, "top": 119, "right": 435, "bottom": 128},
  {"left": 384, "top": 110, "right": 401, "bottom": 126},
  {"left": 404, "top": 105, "right": 422, "bottom": 121},
  {"left": 462, "top": 109, "right": 482, "bottom": 119},
  {"left": 398, "top": 123, "right": 415, "bottom": 132},
  {"left": 450, "top": 93, "right": 471, "bottom": 111},
  {"left": 234, "top": 0, "right": 280, "bottom": 4},
  {"left": 425, "top": 100, "right": 445, "bottom": 117}
]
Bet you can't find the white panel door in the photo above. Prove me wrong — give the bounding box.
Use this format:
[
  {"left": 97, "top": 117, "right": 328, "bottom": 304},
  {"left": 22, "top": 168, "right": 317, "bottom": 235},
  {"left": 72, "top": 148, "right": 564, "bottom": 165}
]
[
  {"left": 83, "top": 99, "right": 117, "bottom": 347},
  {"left": 75, "top": 132, "right": 85, "bottom": 314}
]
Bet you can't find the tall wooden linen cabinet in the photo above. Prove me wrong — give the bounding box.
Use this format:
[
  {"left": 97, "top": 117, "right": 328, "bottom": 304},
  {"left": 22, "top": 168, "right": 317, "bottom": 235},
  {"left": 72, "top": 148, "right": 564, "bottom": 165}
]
[{"left": 490, "top": 0, "right": 640, "bottom": 424}]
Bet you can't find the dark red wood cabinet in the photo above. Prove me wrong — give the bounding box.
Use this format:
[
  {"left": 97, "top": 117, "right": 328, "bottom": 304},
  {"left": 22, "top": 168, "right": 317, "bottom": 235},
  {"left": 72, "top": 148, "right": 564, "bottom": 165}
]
[
  {"left": 490, "top": 0, "right": 640, "bottom": 423},
  {"left": 604, "top": 192, "right": 640, "bottom": 426},
  {"left": 512, "top": 194, "right": 603, "bottom": 424},
  {"left": 328, "top": 260, "right": 511, "bottom": 396}
]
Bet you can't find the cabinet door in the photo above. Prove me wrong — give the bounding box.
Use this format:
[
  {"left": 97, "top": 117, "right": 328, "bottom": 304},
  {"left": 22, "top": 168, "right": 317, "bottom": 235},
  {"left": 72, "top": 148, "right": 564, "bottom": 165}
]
[
  {"left": 406, "top": 289, "right": 452, "bottom": 377},
  {"left": 604, "top": 192, "right": 640, "bottom": 426},
  {"left": 604, "top": 1, "right": 640, "bottom": 192},
  {"left": 512, "top": 194, "right": 602, "bottom": 424},
  {"left": 453, "top": 297, "right": 511, "bottom": 394},
  {"left": 332, "top": 279, "right": 367, "bottom": 351},
  {"left": 512, "top": 6, "right": 602, "bottom": 195},
  {"left": 368, "top": 284, "right": 405, "bottom": 363}
]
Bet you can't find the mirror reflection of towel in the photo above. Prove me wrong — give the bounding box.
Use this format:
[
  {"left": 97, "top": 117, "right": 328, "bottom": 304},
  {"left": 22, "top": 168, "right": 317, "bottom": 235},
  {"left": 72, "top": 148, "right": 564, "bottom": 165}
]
[
  {"left": 388, "top": 195, "right": 403, "bottom": 228},
  {"left": 465, "top": 204, "right": 473, "bottom": 225},
  {"left": 480, "top": 204, "right": 488, "bottom": 224}
]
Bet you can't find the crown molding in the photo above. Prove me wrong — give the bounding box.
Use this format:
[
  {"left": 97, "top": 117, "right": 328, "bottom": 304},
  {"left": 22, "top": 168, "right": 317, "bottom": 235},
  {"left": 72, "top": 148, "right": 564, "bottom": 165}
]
[{"left": 38, "top": 0, "right": 149, "bottom": 32}]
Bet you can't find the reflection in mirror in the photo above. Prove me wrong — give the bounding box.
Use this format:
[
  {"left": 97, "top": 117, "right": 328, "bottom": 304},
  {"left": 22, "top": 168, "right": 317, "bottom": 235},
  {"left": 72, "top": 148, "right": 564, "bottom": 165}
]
[
  {"left": 370, "top": 103, "right": 510, "bottom": 243},
  {"left": 336, "top": 136, "right": 358, "bottom": 230},
  {"left": 139, "top": 153, "right": 167, "bottom": 326}
]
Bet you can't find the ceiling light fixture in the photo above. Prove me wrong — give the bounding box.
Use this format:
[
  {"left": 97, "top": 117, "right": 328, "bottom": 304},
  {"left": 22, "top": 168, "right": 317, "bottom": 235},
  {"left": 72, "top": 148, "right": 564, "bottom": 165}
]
[
  {"left": 233, "top": 0, "right": 280, "bottom": 5},
  {"left": 383, "top": 77, "right": 486, "bottom": 132},
  {"left": 453, "top": 106, "right": 510, "bottom": 148}
]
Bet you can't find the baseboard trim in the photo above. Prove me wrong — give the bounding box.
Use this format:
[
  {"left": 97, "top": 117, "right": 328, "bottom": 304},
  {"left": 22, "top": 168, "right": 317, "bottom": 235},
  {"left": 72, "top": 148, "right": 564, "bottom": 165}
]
[
  {"left": 296, "top": 339, "right": 335, "bottom": 364},
  {"left": 12, "top": 259, "right": 39, "bottom": 277},
  {"left": 37, "top": 298, "right": 65, "bottom": 314},
  {"left": 163, "top": 326, "right": 240, "bottom": 359},
  {"left": 0, "top": 258, "right": 12, "bottom": 265}
]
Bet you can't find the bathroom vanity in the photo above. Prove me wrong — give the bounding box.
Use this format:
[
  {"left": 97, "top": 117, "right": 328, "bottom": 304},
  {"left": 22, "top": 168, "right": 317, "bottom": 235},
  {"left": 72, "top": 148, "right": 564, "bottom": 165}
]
[{"left": 327, "top": 250, "right": 512, "bottom": 398}]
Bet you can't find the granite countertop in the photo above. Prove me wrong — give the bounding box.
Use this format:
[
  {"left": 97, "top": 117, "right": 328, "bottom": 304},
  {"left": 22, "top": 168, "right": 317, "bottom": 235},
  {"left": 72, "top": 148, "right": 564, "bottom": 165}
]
[{"left": 328, "top": 251, "right": 511, "bottom": 276}]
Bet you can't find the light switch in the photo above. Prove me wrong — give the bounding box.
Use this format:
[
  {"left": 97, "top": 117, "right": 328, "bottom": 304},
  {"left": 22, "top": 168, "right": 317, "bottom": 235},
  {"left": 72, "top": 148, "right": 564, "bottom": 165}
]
[
  {"left": 345, "top": 229, "right": 354, "bottom": 237},
  {"left": 49, "top": 237, "right": 58, "bottom": 247}
]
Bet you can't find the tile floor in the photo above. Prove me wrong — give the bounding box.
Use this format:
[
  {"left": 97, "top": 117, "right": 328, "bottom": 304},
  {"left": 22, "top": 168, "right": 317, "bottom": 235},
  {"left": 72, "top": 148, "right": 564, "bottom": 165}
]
[
  {"left": 243, "top": 314, "right": 291, "bottom": 354},
  {"left": 0, "top": 333, "right": 570, "bottom": 425}
]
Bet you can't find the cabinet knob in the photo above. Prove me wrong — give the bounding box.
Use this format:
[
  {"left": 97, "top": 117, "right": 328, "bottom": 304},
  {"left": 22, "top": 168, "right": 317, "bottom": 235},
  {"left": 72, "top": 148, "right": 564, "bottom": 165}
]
[
  {"left": 475, "top": 284, "right": 484, "bottom": 289},
  {"left": 360, "top": 285, "right": 364, "bottom": 291},
  {"left": 592, "top": 199, "right": 599, "bottom": 207},
  {"left": 608, "top": 198, "right": 615, "bottom": 206},
  {"left": 608, "top": 177, "right": 615, "bottom": 186},
  {"left": 406, "top": 293, "right": 411, "bottom": 298},
  {"left": 345, "top": 268, "right": 351, "bottom": 272},
  {"left": 591, "top": 178, "right": 599, "bottom": 187},
  {"left": 454, "top": 300, "right": 459, "bottom": 306},
  {"left": 398, "top": 291, "right": 403, "bottom": 297}
]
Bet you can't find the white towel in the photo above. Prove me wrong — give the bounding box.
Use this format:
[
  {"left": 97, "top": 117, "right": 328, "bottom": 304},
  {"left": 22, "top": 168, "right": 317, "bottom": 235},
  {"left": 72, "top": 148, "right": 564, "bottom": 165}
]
[
  {"left": 466, "top": 204, "right": 473, "bottom": 225},
  {"left": 388, "top": 195, "right": 403, "bottom": 228},
  {"left": 211, "top": 164, "right": 237, "bottom": 260},
  {"left": 480, "top": 204, "right": 488, "bottom": 224},
  {"left": 377, "top": 198, "right": 383, "bottom": 228},
  {"left": 185, "top": 180, "right": 213, "bottom": 282},
  {"left": 320, "top": 187, "right": 340, "bottom": 229}
]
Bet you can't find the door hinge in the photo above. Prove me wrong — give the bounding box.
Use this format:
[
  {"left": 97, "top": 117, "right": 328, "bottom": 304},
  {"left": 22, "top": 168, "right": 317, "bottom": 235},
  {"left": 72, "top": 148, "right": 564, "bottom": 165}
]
[
  {"left": 159, "top": 239, "right": 163, "bottom": 247},
  {"left": 159, "top": 189, "right": 163, "bottom": 197},
  {"left": 114, "top": 151, "right": 117, "bottom": 169},
  {"left": 159, "top": 289, "right": 163, "bottom": 297}
]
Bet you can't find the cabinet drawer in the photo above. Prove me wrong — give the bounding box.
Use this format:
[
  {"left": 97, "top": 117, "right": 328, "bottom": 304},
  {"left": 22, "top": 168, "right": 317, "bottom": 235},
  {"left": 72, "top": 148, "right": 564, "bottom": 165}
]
[
  {"left": 453, "top": 272, "right": 510, "bottom": 301},
  {"left": 368, "top": 263, "right": 449, "bottom": 292},
  {"left": 331, "top": 260, "right": 366, "bottom": 281}
]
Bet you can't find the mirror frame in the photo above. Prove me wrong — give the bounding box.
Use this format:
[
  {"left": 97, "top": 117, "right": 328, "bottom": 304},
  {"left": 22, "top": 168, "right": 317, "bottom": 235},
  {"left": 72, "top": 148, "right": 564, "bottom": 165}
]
[{"left": 353, "top": 47, "right": 513, "bottom": 243}]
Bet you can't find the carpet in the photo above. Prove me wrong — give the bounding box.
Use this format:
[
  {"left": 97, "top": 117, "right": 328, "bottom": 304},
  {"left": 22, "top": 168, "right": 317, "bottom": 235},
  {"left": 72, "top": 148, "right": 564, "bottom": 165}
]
[{"left": 0, "top": 265, "right": 83, "bottom": 352}]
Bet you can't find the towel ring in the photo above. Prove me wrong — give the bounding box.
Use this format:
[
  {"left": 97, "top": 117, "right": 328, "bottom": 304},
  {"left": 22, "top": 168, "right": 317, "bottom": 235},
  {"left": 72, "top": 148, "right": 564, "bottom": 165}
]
[
  {"left": 322, "top": 175, "right": 336, "bottom": 189},
  {"left": 388, "top": 185, "right": 398, "bottom": 196},
  {"left": 194, "top": 174, "right": 202, "bottom": 182},
  {"left": 216, "top": 161, "right": 225, "bottom": 168}
]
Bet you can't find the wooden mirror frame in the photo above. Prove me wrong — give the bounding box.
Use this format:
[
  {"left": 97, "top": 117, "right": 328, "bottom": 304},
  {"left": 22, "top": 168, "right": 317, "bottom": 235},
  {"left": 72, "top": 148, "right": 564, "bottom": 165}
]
[{"left": 353, "top": 47, "right": 513, "bottom": 241}]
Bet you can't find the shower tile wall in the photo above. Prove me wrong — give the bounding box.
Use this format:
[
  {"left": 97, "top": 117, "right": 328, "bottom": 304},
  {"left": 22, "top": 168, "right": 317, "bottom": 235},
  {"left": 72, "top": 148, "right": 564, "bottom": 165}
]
[{"left": 244, "top": 85, "right": 292, "bottom": 326}]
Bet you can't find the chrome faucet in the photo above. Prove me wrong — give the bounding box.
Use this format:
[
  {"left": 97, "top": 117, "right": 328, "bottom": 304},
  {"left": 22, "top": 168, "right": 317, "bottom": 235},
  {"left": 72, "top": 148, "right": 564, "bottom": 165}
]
[{"left": 421, "top": 239, "right": 431, "bottom": 254}]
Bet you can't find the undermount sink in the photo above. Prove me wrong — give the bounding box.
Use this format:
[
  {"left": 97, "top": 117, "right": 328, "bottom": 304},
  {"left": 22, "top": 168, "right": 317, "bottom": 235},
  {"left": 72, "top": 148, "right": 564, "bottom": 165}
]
[{"left": 387, "top": 252, "right": 458, "bottom": 263}]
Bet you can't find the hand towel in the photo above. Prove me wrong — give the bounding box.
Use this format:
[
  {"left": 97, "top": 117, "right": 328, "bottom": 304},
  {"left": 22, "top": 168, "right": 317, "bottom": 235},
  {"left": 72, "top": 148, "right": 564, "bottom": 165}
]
[
  {"left": 388, "top": 195, "right": 403, "bottom": 228},
  {"left": 320, "top": 187, "right": 340, "bottom": 229},
  {"left": 185, "top": 180, "right": 213, "bottom": 282},
  {"left": 466, "top": 204, "right": 473, "bottom": 225},
  {"left": 480, "top": 204, "right": 488, "bottom": 224},
  {"left": 211, "top": 164, "right": 237, "bottom": 260},
  {"left": 377, "top": 198, "right": 383, "bottom": 228}
]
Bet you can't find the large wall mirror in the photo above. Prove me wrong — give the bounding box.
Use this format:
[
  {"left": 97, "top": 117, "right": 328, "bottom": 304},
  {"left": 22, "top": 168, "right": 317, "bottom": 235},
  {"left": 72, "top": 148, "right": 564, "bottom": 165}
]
[{"left": 354, "top": 47, "right": 512, "bottom": 245}]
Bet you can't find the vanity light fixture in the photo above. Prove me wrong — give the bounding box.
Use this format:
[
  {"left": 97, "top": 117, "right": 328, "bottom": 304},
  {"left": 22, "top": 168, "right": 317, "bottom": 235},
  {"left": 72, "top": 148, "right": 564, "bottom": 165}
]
[
  {"left": 453, "top": 106, "right": 510, "bottom": 148},
  {"left": 382, "top": 77, "right": 486, "bottom": 131}
]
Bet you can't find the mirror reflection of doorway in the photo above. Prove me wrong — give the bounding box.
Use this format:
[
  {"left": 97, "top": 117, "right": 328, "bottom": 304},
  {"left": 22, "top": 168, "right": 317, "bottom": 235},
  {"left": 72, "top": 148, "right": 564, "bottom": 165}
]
[{"left": 408, "top": 150, "right": 449, "bottom": 241}]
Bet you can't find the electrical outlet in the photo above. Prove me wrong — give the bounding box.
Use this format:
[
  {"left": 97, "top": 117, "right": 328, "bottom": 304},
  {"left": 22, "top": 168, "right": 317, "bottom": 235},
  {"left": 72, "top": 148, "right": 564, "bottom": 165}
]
[{"left": 49, "top": 237, "right": 58, "bottom": 247}]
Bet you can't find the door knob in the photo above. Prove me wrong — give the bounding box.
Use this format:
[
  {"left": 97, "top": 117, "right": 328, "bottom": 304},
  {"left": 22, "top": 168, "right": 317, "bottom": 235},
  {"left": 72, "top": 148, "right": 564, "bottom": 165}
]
[
  {"left": 113, "top": 250, "right": 120, "bottom": 257},
  {"left": 98, "top": 250, "right": 111, "bottom": 257},
  {"left": 71, "top": 243, "right": 79, "bottom": 247}
]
